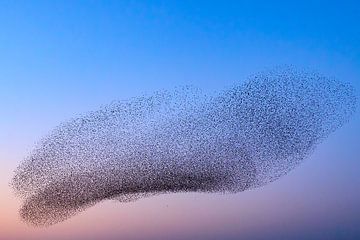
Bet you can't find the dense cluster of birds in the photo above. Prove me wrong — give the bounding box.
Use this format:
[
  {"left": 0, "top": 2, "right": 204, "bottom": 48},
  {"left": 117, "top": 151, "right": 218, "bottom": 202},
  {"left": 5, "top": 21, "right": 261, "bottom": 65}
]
[{"left": 11, "top": 67, "right": 356, "bottom": 226}]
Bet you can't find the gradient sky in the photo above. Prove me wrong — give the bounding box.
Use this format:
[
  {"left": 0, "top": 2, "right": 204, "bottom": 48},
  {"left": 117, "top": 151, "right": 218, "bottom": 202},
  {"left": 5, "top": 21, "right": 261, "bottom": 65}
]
[{"left": 1, "top": 1, "right": 360, "bottom": 239}]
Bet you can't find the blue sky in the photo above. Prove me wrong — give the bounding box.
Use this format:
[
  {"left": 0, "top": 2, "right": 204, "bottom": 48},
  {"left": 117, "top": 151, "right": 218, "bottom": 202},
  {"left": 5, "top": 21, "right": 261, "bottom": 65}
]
[
  {"left": 0, "top": 1, "right": 359, "bottom": 239},
  {"left": 1, "top": 1, "right": 359, "bottom": 130}
]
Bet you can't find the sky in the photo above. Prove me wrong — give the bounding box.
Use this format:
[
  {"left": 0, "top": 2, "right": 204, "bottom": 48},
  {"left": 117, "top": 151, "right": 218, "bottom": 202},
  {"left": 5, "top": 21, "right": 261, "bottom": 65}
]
[{"left": 0, "top": 1, "right": 359, "bottom": 239}]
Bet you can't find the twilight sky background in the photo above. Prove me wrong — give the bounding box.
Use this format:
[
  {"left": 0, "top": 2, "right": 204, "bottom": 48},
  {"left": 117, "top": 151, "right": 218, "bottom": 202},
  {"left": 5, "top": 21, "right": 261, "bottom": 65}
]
[{"left": 0, "top": 1, "right": 360, "bottom": 239}]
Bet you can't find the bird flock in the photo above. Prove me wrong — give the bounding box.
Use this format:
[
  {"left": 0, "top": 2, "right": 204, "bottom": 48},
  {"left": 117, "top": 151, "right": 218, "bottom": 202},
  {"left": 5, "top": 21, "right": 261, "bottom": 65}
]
[{"left": 11, "top": 67, "right": 356, "bottom": 226}]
